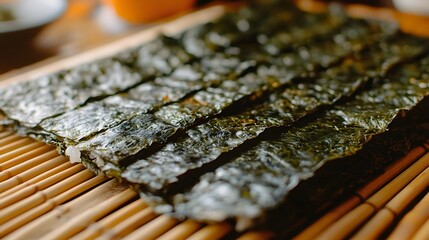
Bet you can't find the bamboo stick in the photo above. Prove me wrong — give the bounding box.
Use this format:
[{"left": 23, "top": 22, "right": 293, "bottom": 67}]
[
  {"left": 385, "top": 168, "right": 429, "bottom": 212},
  {"left": 237, "top": 231, "right": 273, "bottom": 240},
  {"left": 357, "top": 146, "right": 427, "bottom": 199},
  {"left": 0, "top": 169, "right": 93, "bottom": 224},
  {"left": 0, "top": 134, "right": 23, "bottom": 147},
  {"left": 0, "top": 131, "right": 13, "bottom": 140},
  {"left": 315, "top": 152, "right": 429, "bottom": 239},
  {"left": 102, "top": 207, "right": 158, "bottom": 239},
  {"left": 122, "top": 215, "right": 179, "bottom": 240},
  {"left": 0, "top": 175, "right": 106, "bottom": 237},
  {"left": 42, "top": 188, "right": 137, "bottom": 240},
  {"left": 0, "top": 142, "right": 46, "bottom": 163},
  {"left": 0, "top": 151, "right": 61, "bottom": 182},
  {"left": 0, "top": 162, "right": 72, "bottom": 198},
  {"left": 352, "top": 208, "right": 395, "bottom": 240},
  {"left": 0, "top": 164, "right": 85, "bottom": 209},
  {"left": 0, "top": 155, "right": 69, "bottom": 193},
  {"left": 157, "top": 220, "right": 202, "bottom": 240},
  {"left": 0, "top": 138, "right": 35, "bottom": 155},
  {"left": 316, "top": 203, "right": 376, "bottom": 240},
  {"left": 353, "top": 167, "right": 429, "bottom": 239},
  {"left": 0, "top": 145, "right": 53, "bottom": 171},
  {"left": 295, "top": 146, "right": 426, "bottom": 239},
  {"left": 71, "top": 199, "right": 148, "bottom": 240},
  {"left": 412, "top": 219, "right": 429, "bottom": 240},
  {"left": 5, "top": 180, "right": 128, "bottom": 239},
  {"left": 366, "top": 153, "right": 429, "bottom": 209},
  {"left": 294, "top": 196, "right": 362, "bottom": 240},
  {"left": 187, "top": 223, "right": 232, "bottom": 240},
  {"left": 388, "top": 192, "right": 429, "bottom": 239}
]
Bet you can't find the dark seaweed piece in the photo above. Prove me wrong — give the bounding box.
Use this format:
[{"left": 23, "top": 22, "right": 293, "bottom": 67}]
[
  {"left": 115, "top": 36, "right": 195, "bottom": 76},
  {"left": 74, "top": 18, "right": 384, "bottom": 173},
  {"left": 154, "top": 54, "right": 429, "bottom": 231},
  {"left": 121, "top": 33, "right": 427, "bottom": 194},
  {"left": 36, "top": 64, "right": 216, "bottom": 144},
  {"left": 179, "top": 1, "right": 347, "bottom": 58},
  {"left": 12, "top": 52, "right": 254, "bottom": 149},
  {"left": 0, "top": 34, "right": 200, "bottom": 129},
  {"left": 0, "top": 59, "right": 141, "bottom": 128}
]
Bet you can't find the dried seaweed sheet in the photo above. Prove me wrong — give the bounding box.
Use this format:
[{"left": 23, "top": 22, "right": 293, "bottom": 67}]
[
  {"left": 0, "top": 60, "right": 140, "bottom": 128},
  {"left": 31, "top": 57, "right": 248, "bottom": 145},
  {"left": 1, "top": 2, "right": 355, "bottom": 151},
  {"left": 179, "top": 1, "right": 347, "bottom": 57},
  {"left": 121, "top": 33, "right": 427, "bottom": 194},
  {"left": 151, "top": 54, "right": 429, "bottom": 231},
  {"left": 68, "top": 18, "right": 384, "bottom": 173},
  {"left": 0, "top": 35, "right": 197, "bottom": 128}
]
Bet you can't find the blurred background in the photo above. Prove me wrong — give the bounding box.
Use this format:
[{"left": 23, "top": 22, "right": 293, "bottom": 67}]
[{"left": 0, "top": 0, "right": 427, "bottom": 75}]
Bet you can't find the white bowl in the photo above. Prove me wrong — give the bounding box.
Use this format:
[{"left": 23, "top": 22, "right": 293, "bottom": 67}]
[{"left": 0, "top": 0, "right": 67, "bottom": 34}]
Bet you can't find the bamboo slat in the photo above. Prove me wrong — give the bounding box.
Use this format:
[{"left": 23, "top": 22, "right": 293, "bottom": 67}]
[
  {"left": 0, "top": 164, "right": 85, "bottom": 209},
  {"left": 0, "top": 151, "right": 62, "bottom": 182},
  {"left": 100, "top": 208, "right": 159, "bottom": 239},
  {"left": 315, "top": 152, "right": 429, "bottom": 240},
  {"left": 5, "top": 180, "right": 129, "bottom": 239},
  {"left": 237, "top": 231, "right": 273, "bottom": 240},
  {"left": 295, "top": 146, "right": 426, "bottom": 240},
  {"left": 122, "top": 215, "right": 180, "bottom": 240},
  {"left": 99, "top": 207, "right": 157, "bottom": 239},
  {"left": 42, "top": 188, "right": 136, "bottom": 240},
  {"left": 0, "top": 145, "right": 54, "bottom": 171},
  {"left": 388, "top": 192, "right": 429, "bottom": 239},
  {"left": 187, "top": 223, "right": 232, "bottom": 240},
  {"left": 71, "top": 199, "right": 148, "bottom": 239},
  {"left": 356, "top": 147, "right": 427, "bottom": 199},
  {"left": 0, "top": 162, "right": 72, "bottom": 198},
  {"left": 0, "top": 175, "right": 106, "bottom": 237},
  {"left": 0, "top": 141, "right": 46, "bottom": 163},
  {"left": 157, "top": 220, "right": 203, "bottom": 240},
  {"left": 0, "top": 155, "right": 71, "bottom": 193},
  {"left": 0, "top": 169, "right": 93, "bottom": 225},
  {"left": 412, "top": 219, "right": 429, "bottom": 240},
  {"left": 0, "top": 131, "right": 13, "bottom": 140},
  {"left": 352, "top": 166, "right": 429, "bottom": 239},
  {"left": 0, "top": 134, "right": 24, "bottom": 148},
  {"left": 0, "top": 138, "right": 35, "bottom": 156}
]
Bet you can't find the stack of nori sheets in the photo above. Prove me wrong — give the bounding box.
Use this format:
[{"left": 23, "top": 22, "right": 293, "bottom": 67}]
[{"left": 1, "top": 0, "right": 429, "bottom": 236}]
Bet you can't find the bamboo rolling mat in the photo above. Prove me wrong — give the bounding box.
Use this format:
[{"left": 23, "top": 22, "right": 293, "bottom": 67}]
[
  {"left": 0, "top": 127, "right": 428, "bottom": 239},
  {"left": 2, "top": 2, "right": 429, "bottom": 239}
]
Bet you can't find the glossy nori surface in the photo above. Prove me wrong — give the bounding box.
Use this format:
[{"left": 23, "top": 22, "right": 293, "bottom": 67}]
[
  {"left": 180, "top": 1, "right": 347, "bottom": 58},
  {"left": 122, "top": 33, "right": 428, "bottom": 195},
  {"left": 158, "top": 54, "right": 429, "bottom": 226},
  {"left": 35, "top": 63, "right": 225, "bottom": 145},
  {"left": 74, "top": 16, "right": 384, "bottom": 172},
  {"left": 0, "top": 35, "right": 198, "bottom": 128},
  {"left": 0, "top": 59, "right": 141, "bottom": 128}
]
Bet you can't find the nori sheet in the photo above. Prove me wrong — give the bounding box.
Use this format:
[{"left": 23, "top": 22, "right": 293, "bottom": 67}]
[
  {"left": 0, "top": 36, "right": 196, "bottom": 128},
  {"left": 178, "top": 1, "right": 347, "bottom": 57},
  {"left": 71, "top": 17, "right": 384, "bottom": 174},
  {"left": 149, "top": 54, "right": 429, "bottom": 232},
  {"left": 121, "top": 33, "right": 427, "bottom": 194}
]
